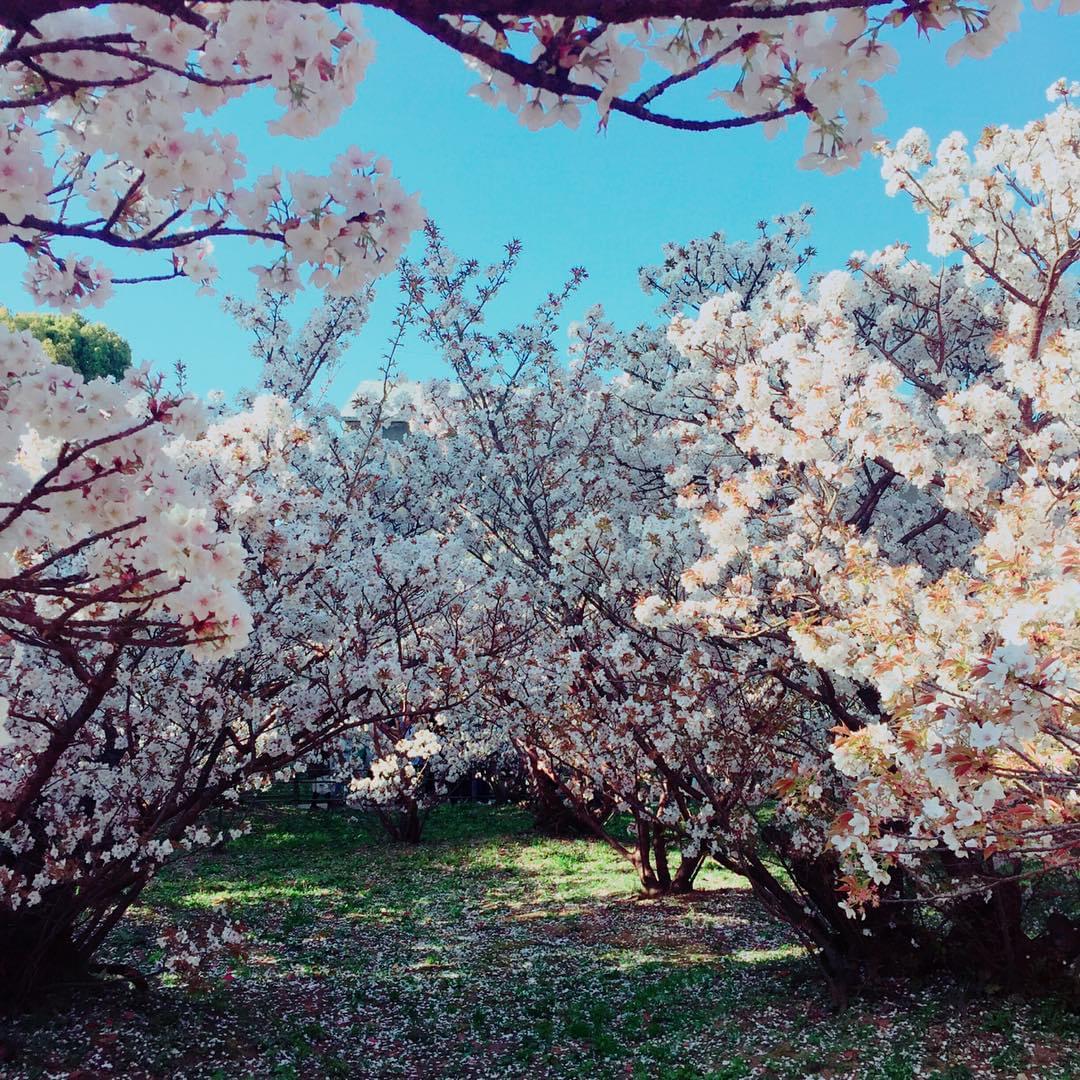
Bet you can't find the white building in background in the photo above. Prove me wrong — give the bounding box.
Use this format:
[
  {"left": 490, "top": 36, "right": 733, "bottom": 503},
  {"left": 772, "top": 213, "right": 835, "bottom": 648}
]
[
  {"left": 342, "top": 377, "right": 470, "bottom": 442},
  {"left": 341, "top": 378, "right": 427, "bottom": 442}
]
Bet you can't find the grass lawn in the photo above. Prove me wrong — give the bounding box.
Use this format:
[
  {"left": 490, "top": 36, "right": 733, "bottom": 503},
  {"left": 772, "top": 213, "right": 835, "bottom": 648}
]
[{"left": 4, "top": 804, "right": 1078, "bottom": 1079}]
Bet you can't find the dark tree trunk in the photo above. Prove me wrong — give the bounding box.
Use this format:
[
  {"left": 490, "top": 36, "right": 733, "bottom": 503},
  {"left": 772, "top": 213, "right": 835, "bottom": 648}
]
[
  {"left": 634, "top": 818, "right": 661, "bottom": 895},
  {"left": 377, "top": 799, "right": 426, "bottom": 844},
  {"left": 716, "top": 833, "right": 932, "bottom": 1009},
  {"left": 652, "top": 826, "right": 673, "bottom": 892},
  {"left": 632, "top": 821, "right": 702, "bottom": 896},
  {"left": 671, "top": 850, "right": 705, "bottom": 894},
  {"left": 0, "top": 904, "right": 89, "bottom": 1005},
  {"left": 941, "top": 868, "right": 1033, "bottom": 986},
  {"left": 526, "top": 768, "right": 608, "bottom": 838}
]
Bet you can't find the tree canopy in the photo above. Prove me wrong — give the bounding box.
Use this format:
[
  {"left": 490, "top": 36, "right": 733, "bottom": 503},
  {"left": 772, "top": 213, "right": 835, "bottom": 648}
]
[{"left": 0, "top": 308, "right": 132, "bottom": 380}]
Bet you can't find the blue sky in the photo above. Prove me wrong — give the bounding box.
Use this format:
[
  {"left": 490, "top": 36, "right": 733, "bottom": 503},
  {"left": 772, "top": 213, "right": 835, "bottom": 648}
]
[{"left": 2, "top": 7, "right": 1076, "bottom": 403}]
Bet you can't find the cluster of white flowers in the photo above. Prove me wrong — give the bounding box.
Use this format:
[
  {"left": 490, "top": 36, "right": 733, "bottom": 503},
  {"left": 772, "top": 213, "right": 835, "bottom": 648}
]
[
  {"left": 1, "top": 3, "right": 423, "bottom": 308},
  {"left": 1, "top": 0, "right": 1076, "bottom": 320},
  {"left": 652, "top": 86, "right": 1080, "bottom": 910},
  {"left": 0, "top": 323, "right": 251, "bottom": 657},
  {"left": 454, "top": 2, "right": 1076, "bottom": 172}
]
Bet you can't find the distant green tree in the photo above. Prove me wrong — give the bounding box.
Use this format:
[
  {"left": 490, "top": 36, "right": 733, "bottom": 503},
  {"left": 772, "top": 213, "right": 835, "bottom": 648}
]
[{"left": 0, "top": 308, "right": 132, "bottom": 381}]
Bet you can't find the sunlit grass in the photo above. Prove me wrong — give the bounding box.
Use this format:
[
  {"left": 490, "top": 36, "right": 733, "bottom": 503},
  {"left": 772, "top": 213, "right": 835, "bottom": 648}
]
[
  {"left": 730, "top": 944, "right": 805, "bottom": 965},
  {"left": 177, "top": 883, "right": 340, "bottom": 908}
]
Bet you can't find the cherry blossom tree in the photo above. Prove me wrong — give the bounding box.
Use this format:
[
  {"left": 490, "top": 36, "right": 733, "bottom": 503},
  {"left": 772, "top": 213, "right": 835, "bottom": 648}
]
[
  {"left": 641, "top": 79, "right": 1079, "bottom": 990},
  {"left": 0, "top": 321, "right": 251, "bottom": 995},
  {"left": 373, "top": 81, "right": 1078, "bottom": 994},
  {"left": 375, "top": 223, "right": 789, "bottom": 897},
  {"left": 604, "top": 210, "right": 930, "bottom": 997},
  {"left": 0, "top": 292, "right": 531, "bottom": 996}
]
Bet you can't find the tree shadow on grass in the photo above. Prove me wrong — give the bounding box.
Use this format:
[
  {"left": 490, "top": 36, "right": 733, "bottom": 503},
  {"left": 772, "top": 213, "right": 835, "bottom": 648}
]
[
  {"left": 5, "top": 807, "right": 1079, "bottom": 1079},
  {"left": 2, "top": 911, "right": 817, "bottom": 1079},
  {"left": 8, "top": 887, "right": 1074, "bottom": 1080}
]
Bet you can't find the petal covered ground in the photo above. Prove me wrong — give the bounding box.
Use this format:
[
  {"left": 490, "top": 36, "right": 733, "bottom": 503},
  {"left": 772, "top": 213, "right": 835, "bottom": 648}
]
[{"left": 4, "top": 806, "right": 1078, "bottom": 1079}]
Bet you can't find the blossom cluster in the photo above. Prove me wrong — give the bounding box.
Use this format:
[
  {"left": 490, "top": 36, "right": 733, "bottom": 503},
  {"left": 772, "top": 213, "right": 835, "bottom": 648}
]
[
  {"left": 0, "top": 321, "right": 251, "bottom": 661},
  {"left": 653, "top": 83, "right": 1080, "bottom": 909},
  {"left": 454, "top": 1, "right": 1076, "bottom": 171},
  {"left": 1, "top": 3, "right": 423, "bottom": 308},
  {"left": 2, "top": 0, "right": 1077, "bottom": 320}
]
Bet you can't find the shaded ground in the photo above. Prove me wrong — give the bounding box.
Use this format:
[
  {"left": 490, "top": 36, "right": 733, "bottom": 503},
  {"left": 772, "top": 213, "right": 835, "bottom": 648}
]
[{"left": 3, "top": 805, "right": 1078, "bottom": 1079}]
